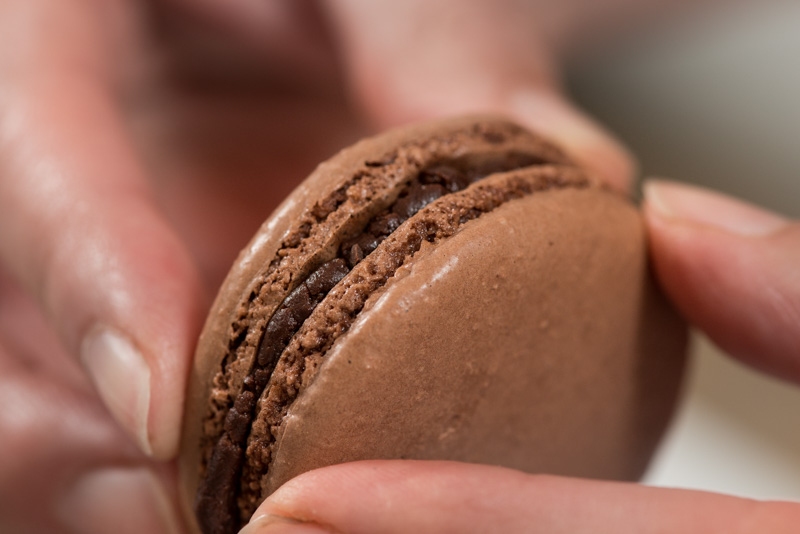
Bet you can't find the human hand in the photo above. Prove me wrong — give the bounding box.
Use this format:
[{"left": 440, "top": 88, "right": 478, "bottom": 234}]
[
  {"left": 239, "top": 182, "right": 800, "bottom": 533},
  {"left": 0, "top": 0, "right": 721, "bottom": 532},
  {"left": 0, "top": 1, "right": 360, "bottom": 532}
]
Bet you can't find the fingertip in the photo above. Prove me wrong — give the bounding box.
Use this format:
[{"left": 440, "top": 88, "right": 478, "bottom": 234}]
[
  {"left": 643, "top": 181, "right": 800, "bottom": 383},
  {"left": 53, "top": 198, "right": 205, "bottom": 460},
  {"left": 644, "top": 179, "right": 788, "bottom": 236},
  {"left": 124, "top": 241, "right": 206, "bottom": 461},
  {"left": 79, "top": 253, "right": 202, "bottom": 460},
  {"left": 131, "top": 231, "right": 207, "bottom": 460}
]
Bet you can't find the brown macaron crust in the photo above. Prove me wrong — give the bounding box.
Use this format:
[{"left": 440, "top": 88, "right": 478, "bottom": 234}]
[{"left": 179, "top": 117, "right": 687, "bottom": 534}]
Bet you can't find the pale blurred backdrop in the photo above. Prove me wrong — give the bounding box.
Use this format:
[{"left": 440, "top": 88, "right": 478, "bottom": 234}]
[{"left": 567, "top": 1, "right": 800, "bottom": 499}]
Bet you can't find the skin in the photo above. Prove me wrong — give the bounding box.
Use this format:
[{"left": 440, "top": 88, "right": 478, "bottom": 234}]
[{"left": 0, "top": 0, "right": 797, "bottom": 533}]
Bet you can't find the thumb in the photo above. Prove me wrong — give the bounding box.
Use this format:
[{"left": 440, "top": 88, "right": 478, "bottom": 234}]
[
  {"left": 644, "top": 180, "right": 800, "bottom": 383},
  {"left": 238, "top": 460, "right": 799, "bottom": 534},
  {"left": 322, "top": 0, "right": 634, "bottom": 190},
  {"left": 0, "top": 0, "right": 205, "bottom": 459}
]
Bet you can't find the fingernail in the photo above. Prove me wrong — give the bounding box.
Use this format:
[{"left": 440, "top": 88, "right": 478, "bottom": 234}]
[
  {"left": 509, "top": 89, "right": 635, "bottom": 188},
  {"left": 57, "top": 467, "right": 180, "bottom": 534},
  {"left": 644, "top": 180, "right": 788, "bottom": 236},
  {"left": 80, "top": 325, "right": 152, "bottom": 456},
  {"left": 239, "top": 514, "right": 331, "bottom": 534}
]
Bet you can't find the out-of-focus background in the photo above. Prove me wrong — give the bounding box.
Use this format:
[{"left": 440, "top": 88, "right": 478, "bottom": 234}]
[{"left": 566, "top": 1, "right": 800, "bottom": 499}]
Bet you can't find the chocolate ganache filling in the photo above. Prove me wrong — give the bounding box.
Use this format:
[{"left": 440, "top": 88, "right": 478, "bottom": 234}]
[{"left": 196, "top": 152, "right": 548, "bottom": 534}]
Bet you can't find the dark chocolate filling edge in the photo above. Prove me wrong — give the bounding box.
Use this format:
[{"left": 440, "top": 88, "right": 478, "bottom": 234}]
[{"left": 197, "top": 163, "right": 591, "bottom": 534}]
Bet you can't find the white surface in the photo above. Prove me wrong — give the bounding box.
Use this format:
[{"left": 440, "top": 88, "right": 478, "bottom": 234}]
[
  {"left": 644, "top": 336, "right": 800, "bottom": 500},
  {"left": 568, "top": 2, "right": 800, "bottom": 500}
]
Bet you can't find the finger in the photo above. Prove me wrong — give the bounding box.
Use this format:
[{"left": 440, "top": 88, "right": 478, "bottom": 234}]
[
  {"left": 240, "top": 460, "right": 799, "bottom": 534},
  {"left": 0, "top": 0, "right": 205, "bottom": 458},
  {"left": 644, "top": 180, "right": 800, "bottom": 383},
  {"left": 0, "top": 351, "right": 182, "bottom": 534},
  {"left": 321, "top": 0, "right": 635, "bottom": 189}
]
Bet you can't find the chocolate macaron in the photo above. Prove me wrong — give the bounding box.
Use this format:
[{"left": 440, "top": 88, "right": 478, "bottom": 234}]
[{"left": 179, "top": 117, "right": 687, "bottom": 534}]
